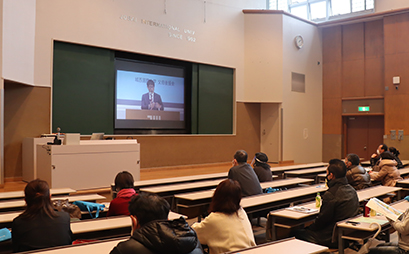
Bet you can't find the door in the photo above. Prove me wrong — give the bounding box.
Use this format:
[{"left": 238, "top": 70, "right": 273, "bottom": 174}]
[{"left": 345, "top": 116, "right": 384, "bottom": 160}]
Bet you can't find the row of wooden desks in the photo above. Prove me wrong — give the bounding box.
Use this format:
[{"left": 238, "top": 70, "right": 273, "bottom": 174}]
[
  {"left": 19, "top": 237, "right": 328, "bottom": 254},
  {"left": 0, "top": 188, "right": 76, "bottom": 201},
  {"left": 226, "top": 237, "right": 328, "bottom": 254},
  {"left": 283, "top": 167, "right": 327, "bottom": 183},
  {"left": 0, "top": 194, "right": 106, "bottom": 212},
  {"left": 111, "top": 162, "right": 328, "bottom": 196},
  {"left": 0, "top": 211, "right": 185, "bottom": 253},
  {"left": 267, "top": 185, "right": 402, "bottom": 241},
  {"left": 361, "top": 160, "right": 409, "bottom": 167},
  {"left": 174, "top": 178, "right": 316, "bottom": 216}
]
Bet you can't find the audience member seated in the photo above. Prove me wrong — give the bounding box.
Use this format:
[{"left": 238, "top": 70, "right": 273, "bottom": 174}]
[
  {"left": 370, "top": 151, "right": 402, "bottom": 187},
  {"left": 107, "top": 171, "right": 136, "bottom": 216},
  {"left": 370, "top": 144, "right": 388, "bottom": 169},
  {"left": 368, "top": 200, "right": 409, "bottom": 254},
  {"left": 252, "top": 152, "right": 273, "bottom": 183},
  {"left": 389, "top": 147, "right": 403, "bottom": 169},
  {"left": 110, "top": 193, "right": 203, "bottom": 254},
  {"left": 228, "top": 150, "right": 262, "bottom": 197},
  {"left": 191, "top": 179, "right": 256, "bottom": 254},
  {"left": 12, "top": 179, "right": 72, "bottom": 252},
  {"left": 294, "top": 159, "right": 359, "bottom": 248},
  {"left": 345, "top": 153, "right": 371, "bottom": 190}
]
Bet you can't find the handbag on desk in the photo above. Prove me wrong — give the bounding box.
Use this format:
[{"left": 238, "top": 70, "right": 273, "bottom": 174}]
[
  {"left": 53, "top": 199, "right": 82, "bottom": 220},
  {"left": 73, "top": 201, "right": 105, "bottom": 219}
]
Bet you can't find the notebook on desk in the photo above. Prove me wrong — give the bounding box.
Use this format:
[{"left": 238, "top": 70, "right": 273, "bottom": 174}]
[{"left": 285, "top": 206, "right": 318, "bottom": 214}]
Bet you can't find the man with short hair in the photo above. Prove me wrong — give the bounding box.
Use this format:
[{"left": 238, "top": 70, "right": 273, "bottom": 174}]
[
  {"left": 345, "top": 153, "right": 371, "bottom": 190},
  {"left": 110, "top": 193, "right": 203, "bottom": 254},
  {"left": 294, "top": 159, "right": 359, "bottom": 248},
  {"left": 228, "top": 150, "right": 262, "bottom": 197},
  {"left": 370, "top": 144, "right": 388, "bottom": 168},
  {"left": 141, "top": 79, "right": 164, "bottom": 110}
]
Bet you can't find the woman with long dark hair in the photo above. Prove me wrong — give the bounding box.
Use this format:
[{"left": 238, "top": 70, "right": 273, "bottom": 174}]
[
  {"left": 191, "top": 179, "right": 255, "bottom": 254},
  {"left": 12, "top": 179, "right": 72, "bottom": 252}
]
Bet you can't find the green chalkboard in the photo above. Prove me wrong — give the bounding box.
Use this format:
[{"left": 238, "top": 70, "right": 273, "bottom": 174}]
[
  {"left": 197, "top": 64, "right": 233, "bottom": 134},
  {"left": 52, "top": 42, "right": 233, "bottom": 135},
  {"left": 52, "top": 42, "right": 115, "bottom": 134}
]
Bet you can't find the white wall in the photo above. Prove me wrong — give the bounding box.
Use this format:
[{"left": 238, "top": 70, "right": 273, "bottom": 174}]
[
  {"left": 0, "top": 0, "right": 263, "bottom": 101},
  {"left": 243, "top": 12, "right": 322, "bottom": 164},
  {"left": 281, "top": 15, "right": 322, "bottom": 163},
  {"left": 243, "top": 14, "right": 283, "bottom": 103},
  {"left": 376, "top": 0, "right": 409, "bottom": 12},
  {"left": 2, "top": 0, "right": 35, "bottom": 85},
  {"left": 260, "top": 103, "right": 281, "bottom": 162}
]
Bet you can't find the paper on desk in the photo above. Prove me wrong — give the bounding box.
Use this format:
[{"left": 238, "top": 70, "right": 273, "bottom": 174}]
[
  {"left": 366, "top": 198, "right": 402, "bottom": 221},
  {"left": 351, "top": 216, "right": 388, "bottom": 225},
  {"left": 285, "top": 206, "right": 318, "bottom": 214}
]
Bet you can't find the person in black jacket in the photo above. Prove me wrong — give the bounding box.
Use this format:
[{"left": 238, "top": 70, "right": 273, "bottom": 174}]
[
  {"left": 252, "top": 152, "right": 273, "bottom": 182},
  {"left": 110, "top": 193, "right": 203, "bottom": 254},
  {"left": 389, "top": 147, "right": 403, "bottom": 169},
  {"left": 294, "top": 159, "right": 359, "bottom": 248}
]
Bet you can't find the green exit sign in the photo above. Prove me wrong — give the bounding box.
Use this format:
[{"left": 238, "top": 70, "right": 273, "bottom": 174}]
[{"left": 358, "top": 106, "right": 370, "bottom": 112}]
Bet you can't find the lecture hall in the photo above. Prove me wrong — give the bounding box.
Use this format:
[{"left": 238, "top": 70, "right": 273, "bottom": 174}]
[{"left": 1, "top": 0, "right": 409, "bottom": 253}]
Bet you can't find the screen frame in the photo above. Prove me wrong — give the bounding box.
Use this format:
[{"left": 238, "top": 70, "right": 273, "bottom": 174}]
[{"left": 114, "top": 51, "right": 192, "bottom": 134}]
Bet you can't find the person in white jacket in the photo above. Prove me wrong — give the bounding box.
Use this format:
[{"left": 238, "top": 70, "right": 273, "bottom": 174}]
[
  {"left": 368, "top": 202, "right": 409, "bottom": 254},
  {"left": 191, "top": 179, "right": 256, "bottom": 254}
]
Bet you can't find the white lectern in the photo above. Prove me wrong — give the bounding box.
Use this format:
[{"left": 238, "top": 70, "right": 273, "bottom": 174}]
[{"left": 36, "top": 140, "right": 140, "bottom": 190}]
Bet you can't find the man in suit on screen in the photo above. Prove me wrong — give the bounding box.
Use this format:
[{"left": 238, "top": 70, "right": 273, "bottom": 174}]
[{"left": 141, "top": 79, "right": 164, "bottom": 110}]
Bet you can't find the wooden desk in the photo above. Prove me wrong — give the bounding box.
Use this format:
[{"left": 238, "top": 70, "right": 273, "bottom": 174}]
[
  {"left": 398, "top": 168, "right": 409, "bottom": 178},
  {"left": 336, "top": 200, "right": 409, "bottom": 254},
  {"left": 270, "top": 162, "right": 328, "bottom": 175},
  {"left": 139, "top": 179, "right": 224, "bottom": 198},
  {"left": 357, "top": 185, "right": 401, "bottom": 200},
  {"left": 174, "top": 178, "right": 315, "bottom": 215},
  {"left": 241, "top": 184, "right": 328, "bottom": 215},
  {"left": 0, "top": 188, "right": 76, "bottom": 201},
  {"left": 266, "top": 185, "right": 402, "bottom": 241},
  {"left": 361, "top": 160, "right": 409, "bottom": 167},
  {"left": 225, "top": 237, "right": 328, "bottom": 254},
  {"left": 132, "top": 173, "right": 227, "bottom": 189},
  {"left": 337, "top": 216, "right": 390, "bottom": 254},
  {"left": 17, "top": 237, "right": 126, "bottom": 254},
  {"left": 0, "top": 194, "right": 106, "bottom": 212},
  {"left": 391, "top": 199, "right": 409, "bottom": 212},
  {"left": 283, "top": 167, "right": 328, "bottom": 183},
  {"left": 71, "top": 211, "right": 185, "bottom": 240}
]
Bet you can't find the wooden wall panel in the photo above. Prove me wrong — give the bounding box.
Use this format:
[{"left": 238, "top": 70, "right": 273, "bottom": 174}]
[
  {"left": 4, "top": 101, "right": 261, "bottom": 175},
  {"left": 323, "top": 61, "right": 342, "bottom": 99},
  {"left": 365, "top": 20, "right": 384, "bottom": 59},
  {"left": 365, "top": 57, "right": 384, "bottom": 97},
  {"left": 323, "top": 98, "right": 342, "bottom": 134},
  {"left": 342, "top": 59, "right": 365, "bottom": 98},
  {"left": 114, "top": 102, "right": 260, "bottom": 169},
  {"left": 322, "top": 26, "right": 342, "bottom": 64},
  {"left": 342, "top": 23, "right": 364, "bottom": 61},
  {"left": 4, "top": 83, "right": 51, "bottom": 178},
  {"left": 384, "top": 94, "right": 409, "bottom": 131},
  {"left": 384, "top": 53, "right": 409, "bottom": 95},
  {"left": 384, "top": 13, "right": 409, "bottom": 55},
  {"left": 384, "top": 14, "right": 409, "bottom": 135}
]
